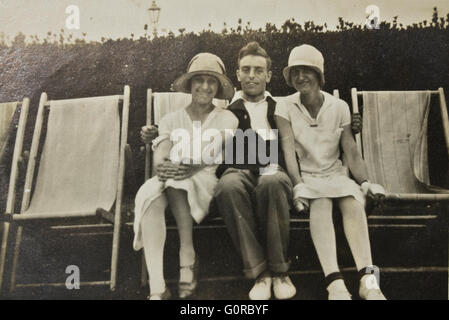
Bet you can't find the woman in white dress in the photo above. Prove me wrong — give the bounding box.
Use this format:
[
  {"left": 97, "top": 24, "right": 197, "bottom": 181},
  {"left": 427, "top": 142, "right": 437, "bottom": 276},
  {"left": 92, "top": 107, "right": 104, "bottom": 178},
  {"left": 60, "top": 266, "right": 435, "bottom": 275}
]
[
  {"left": 134, "top": 53, "right": 238, "bottom": 300},
  {"left": 275, "top": 45, "right": 387, "bottom": 300}
]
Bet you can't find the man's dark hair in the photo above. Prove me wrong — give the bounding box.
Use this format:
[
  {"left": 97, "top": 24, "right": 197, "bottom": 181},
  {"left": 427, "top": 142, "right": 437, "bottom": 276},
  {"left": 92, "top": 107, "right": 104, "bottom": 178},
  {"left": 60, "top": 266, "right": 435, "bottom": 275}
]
[{"left": 238, "top": 41, "right": 272, "bottom": 71}]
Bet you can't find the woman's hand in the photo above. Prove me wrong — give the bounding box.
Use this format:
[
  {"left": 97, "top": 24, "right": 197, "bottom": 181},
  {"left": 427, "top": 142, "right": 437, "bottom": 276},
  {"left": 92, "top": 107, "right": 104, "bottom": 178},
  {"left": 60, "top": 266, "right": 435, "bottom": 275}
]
[
  {"left": 293, "top": 183, "right": 309, "bottom": 213},
  {"left": 293, "top": 198, "right": 309, "bottom": 213},
  {"left": 156, "top": 159, "right": 178, "bottom": 182},
  {"left": 140, "top": 125, "right": 159, "bottom": 144},
  {"left": 174, "top": 163, "right": 203, "bottom": 180},
  {"left": 361, "top": 181, "right": 386, "bottom": 208}
]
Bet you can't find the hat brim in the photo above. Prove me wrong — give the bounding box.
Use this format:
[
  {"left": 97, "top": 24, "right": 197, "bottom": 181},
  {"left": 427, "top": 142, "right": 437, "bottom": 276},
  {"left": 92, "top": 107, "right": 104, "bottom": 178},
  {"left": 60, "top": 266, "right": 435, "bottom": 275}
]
[
  {"left": 282, "top": 62, "right": 325, "bottom": 87},
  {"left": 172, "top": 70, "right": 235, "bottom": 100}
]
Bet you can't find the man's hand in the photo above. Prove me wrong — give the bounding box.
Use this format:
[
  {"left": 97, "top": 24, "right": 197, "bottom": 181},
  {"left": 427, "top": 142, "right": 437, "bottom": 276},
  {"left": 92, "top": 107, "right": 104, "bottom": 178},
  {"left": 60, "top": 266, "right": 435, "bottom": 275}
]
[
  {"left": 140, "top": 125, "right": 159, "bottom": 144},
  {"left": 351, "top": 113, "right": 363, "bottom": 135}
]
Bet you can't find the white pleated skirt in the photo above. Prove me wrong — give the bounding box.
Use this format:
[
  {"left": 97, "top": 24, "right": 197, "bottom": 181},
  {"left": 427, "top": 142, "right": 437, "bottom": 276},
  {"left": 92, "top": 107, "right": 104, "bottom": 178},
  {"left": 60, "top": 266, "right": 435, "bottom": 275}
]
[
  {"left": 298, "top": 166, "right": 365, "bottom": 206},
  {"left": 133, "top": 167, "right": 218, "bottom": 251}
]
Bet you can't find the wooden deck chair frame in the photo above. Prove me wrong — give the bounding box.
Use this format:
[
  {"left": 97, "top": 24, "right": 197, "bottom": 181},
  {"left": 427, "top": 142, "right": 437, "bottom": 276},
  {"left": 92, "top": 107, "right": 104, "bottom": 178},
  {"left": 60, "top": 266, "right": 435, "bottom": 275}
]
[
  {"left": 351, "top": 87, "right": 449, "bottom": 202},
  {"left": 1, "top": 86, "right": 130, "bottom": 293},
  {"left": 0, "top": 98, "right": 30, "bottom": 293}
]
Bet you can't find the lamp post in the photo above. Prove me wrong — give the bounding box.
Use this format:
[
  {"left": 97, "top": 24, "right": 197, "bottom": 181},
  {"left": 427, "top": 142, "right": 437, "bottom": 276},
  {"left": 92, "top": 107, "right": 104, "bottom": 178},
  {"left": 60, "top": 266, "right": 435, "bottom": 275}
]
[{"left": 148, "top": 0, "right": 161, "bottom": 38}]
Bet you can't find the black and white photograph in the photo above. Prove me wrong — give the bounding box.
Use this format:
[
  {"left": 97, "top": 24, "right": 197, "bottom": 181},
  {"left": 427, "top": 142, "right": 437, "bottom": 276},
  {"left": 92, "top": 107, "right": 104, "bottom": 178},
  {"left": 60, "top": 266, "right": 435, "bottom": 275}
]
[{"left": 0, "top": 0, "right": 448, "bottom": 304}]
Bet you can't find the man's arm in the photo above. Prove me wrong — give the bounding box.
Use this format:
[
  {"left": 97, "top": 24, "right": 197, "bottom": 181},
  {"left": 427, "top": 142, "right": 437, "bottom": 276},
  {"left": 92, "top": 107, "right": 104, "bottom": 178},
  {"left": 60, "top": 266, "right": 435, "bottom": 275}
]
[{"left": 141, "top": 125, "right": 159, "bottom": 144}]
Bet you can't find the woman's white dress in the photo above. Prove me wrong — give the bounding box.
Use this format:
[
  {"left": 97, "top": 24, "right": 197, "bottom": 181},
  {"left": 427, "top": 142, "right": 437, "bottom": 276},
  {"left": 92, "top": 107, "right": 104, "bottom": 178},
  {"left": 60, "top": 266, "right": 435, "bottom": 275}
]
[
  {"left": 275, "top": 91, "right": 364, "bottom": 205},
  {"left": 133, "top": 107, "right": 238, "bottom": 250}
]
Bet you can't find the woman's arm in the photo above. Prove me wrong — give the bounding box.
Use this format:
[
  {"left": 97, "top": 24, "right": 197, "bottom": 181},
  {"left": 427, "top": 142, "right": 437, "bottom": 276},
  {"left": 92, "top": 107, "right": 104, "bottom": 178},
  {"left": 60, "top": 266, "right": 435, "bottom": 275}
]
[
  {"left": 341, "top": 125, "right": 386, "bottom": 206},
  {"left": 275, "top": 115, "right": 303, "bottom": 185},
  {"left": 340, "top": 125, "right": 368, "bottom": 184},
  {"left": 153, "top": 139, "right": 179, "bottom": 182},
  {"left": 275, "top": 115, "right": 308, "bottom": 212},
  {"left": 153, "top": 139, "right": 172, "bottom": 166}
]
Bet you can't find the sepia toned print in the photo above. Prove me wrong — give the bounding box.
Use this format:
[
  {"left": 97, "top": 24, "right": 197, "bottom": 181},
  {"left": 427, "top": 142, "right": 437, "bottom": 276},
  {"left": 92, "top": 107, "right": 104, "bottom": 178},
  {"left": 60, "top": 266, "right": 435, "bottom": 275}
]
[{"left": 0, "top": 0, "right": 448, "bottom": 302}]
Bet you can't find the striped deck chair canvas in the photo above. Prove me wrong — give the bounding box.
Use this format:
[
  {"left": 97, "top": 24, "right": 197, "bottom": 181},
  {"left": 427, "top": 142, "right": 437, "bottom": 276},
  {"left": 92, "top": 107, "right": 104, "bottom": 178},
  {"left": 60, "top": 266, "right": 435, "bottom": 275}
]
[{"left": 351, "top": 88, "right": 449, "bottom": 201}]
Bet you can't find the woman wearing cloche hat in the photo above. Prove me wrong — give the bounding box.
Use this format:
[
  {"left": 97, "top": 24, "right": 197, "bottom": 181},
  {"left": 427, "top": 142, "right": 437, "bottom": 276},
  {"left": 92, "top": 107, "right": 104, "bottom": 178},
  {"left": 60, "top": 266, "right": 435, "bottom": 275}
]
[
  {"left": 275, "top": 44, "right": 387, "bottom": 300},
  {"left": 134, "top": 53, "right": 238, "bottom": 300}
]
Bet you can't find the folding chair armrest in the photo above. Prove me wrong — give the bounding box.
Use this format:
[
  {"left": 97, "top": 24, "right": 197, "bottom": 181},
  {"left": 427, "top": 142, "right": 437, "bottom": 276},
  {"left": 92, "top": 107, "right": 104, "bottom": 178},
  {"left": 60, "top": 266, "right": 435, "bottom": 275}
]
[{"left": 385, "top": 193, "right": 449, "bottom": 202}]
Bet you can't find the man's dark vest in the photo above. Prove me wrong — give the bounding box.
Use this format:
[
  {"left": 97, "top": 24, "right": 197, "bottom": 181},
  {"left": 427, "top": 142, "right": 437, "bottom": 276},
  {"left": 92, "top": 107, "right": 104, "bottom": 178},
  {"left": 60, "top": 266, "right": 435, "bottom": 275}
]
[{"left": 215, "top": 96, "right": 286, "bottom": 178}]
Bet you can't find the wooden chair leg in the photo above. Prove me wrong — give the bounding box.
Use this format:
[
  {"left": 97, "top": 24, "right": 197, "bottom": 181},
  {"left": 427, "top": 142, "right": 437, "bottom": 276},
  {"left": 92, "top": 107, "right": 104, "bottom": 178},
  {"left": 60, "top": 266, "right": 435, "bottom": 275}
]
[
  {"left": 140, "top": 252, "right": 148, "bottom": 288},
  {"left": 9, "top": 226, "right": 23, "bottom": 293},
  {"left": 0, "top": 222, "right": 11, "bottom": 293},
  {"left": 110, "top": 223, "right": 121, "bottom": 292}
]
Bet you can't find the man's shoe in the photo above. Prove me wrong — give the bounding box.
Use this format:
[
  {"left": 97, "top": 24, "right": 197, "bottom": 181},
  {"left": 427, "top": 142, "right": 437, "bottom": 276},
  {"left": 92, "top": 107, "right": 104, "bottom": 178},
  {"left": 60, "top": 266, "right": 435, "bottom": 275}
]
[
  {"left": 273, "top": 274, "right": 296, "bottom": 300},
  {"left": 249, "top": 276, "right": 272, "bottom": 300}
]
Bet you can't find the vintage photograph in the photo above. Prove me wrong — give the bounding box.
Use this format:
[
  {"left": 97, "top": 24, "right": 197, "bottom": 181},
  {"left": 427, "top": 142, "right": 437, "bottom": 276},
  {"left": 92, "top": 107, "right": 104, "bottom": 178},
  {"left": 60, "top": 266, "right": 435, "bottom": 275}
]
[{"left": 0, "top": 0, "right": 448, "bottom": 302}]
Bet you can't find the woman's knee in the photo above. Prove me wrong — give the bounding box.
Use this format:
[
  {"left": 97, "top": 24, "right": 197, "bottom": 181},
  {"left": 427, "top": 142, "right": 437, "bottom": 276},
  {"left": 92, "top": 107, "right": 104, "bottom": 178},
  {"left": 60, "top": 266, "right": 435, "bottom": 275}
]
[
  {"left": 338, "top": 196, "right": 366, "bottom": 217},
  {"left": 165, "top": 187, "right": 187, "bottom": 199},
  {"left": 309, "top": 198, "right": 333, "bottom": 219},
  {"left": 140, "top": 207, "right": 165, "bottom": 236}
]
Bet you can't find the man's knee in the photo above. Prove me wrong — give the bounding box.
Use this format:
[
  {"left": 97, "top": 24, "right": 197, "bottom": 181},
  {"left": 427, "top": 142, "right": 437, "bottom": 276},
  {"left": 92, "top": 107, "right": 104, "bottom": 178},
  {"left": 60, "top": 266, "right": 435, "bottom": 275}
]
[
  {"left": 214, "top": 172, "right": 247, "bottom": 198},
  {"left": 257, "top": 171, "right": 292, "bottom": 194}
]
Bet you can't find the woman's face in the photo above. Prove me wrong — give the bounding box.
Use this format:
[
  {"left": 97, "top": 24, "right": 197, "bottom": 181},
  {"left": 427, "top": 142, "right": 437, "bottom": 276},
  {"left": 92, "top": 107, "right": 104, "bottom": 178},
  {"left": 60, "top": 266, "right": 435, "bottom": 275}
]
[
  {"left": 190, "top": 74, "right": 219, "bottom": 105},
  {"left": 290, "top": 66, "right": 321, "bottom": 94}
]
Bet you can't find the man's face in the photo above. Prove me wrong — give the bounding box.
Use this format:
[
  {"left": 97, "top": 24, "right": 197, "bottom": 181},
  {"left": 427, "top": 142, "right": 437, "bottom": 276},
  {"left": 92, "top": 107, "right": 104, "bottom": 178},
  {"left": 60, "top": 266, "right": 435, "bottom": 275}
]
[
  {"left": 237, "top": 55, "right": 272, "bottom": 98},
  {"left": 290, "top": 66, "right": 321, "bottom": 94},
  {"left": 190, "top": 74, "right": 219, "bottom": 105}
]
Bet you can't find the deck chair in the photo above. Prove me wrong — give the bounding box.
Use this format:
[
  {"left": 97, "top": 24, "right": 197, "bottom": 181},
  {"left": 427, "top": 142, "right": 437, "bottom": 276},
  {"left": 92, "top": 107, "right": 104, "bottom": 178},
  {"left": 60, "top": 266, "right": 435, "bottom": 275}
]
[
  {"left": 351, "top": 88, "right": 449, "bottom": 297},
  {"left": 1, "top": 86, "right": 130, "bottom": 293},
  {"left": 0, "top": 98, "right": 29, "bottom": 293},
  {"left": 351, "top": 88, "right": 449, "bottom": 201}
]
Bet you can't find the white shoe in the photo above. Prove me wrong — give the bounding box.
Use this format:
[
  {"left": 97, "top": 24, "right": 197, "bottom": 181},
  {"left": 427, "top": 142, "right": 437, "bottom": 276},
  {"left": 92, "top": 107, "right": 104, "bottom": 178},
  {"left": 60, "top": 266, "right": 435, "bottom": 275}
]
[
  {"left": 327, "top": 279, "right": 352, "bottom": 300},
  {"left": 249, "top": 276, "right": 272, "bottom": 300},
  {"left": 328, "top": 289, "right": 352, "bottom": 300},
  {"left": 359, "top": 275, "right": 386, "bottom": 300},
  {"left": 273, "top": 274, "right": 296, "bottom": 300}
]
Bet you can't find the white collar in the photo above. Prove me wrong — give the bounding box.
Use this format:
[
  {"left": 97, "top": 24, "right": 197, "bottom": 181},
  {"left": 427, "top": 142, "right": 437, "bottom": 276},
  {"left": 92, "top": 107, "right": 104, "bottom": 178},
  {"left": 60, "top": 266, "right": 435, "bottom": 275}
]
[
  {"left": 290, "top": 91, "right": 331, "bottom": 124},
  {"left": 231, "top": 90, "right": 272, "bottom": 104}
]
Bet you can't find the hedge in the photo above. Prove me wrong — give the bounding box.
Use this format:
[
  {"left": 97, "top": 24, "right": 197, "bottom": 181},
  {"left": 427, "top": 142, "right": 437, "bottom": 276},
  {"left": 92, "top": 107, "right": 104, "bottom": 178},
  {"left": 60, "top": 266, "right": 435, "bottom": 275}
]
[{"left": 0, "top": 9, "right": 448, "bottom": 201}]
